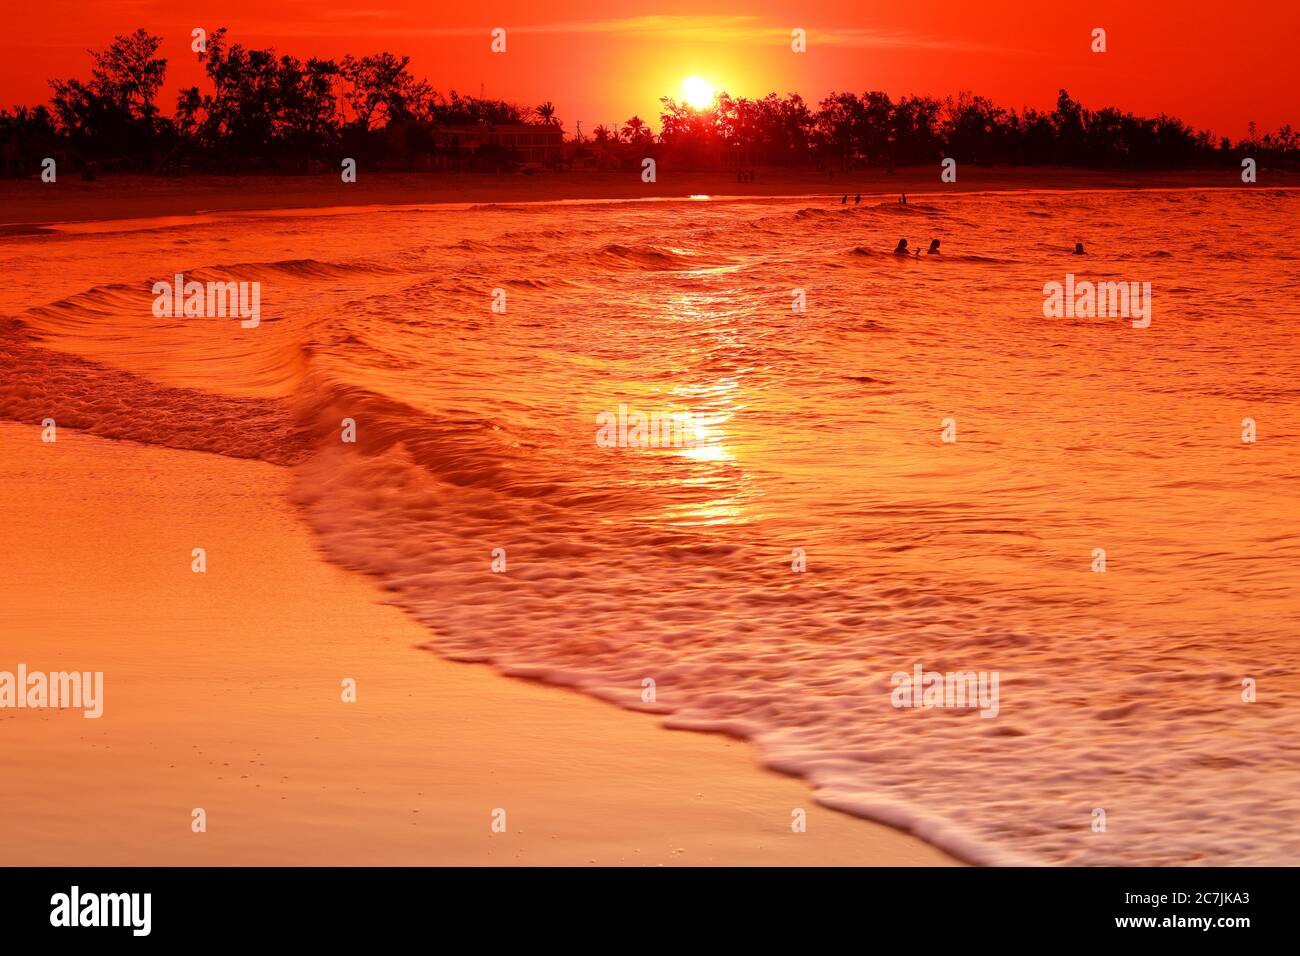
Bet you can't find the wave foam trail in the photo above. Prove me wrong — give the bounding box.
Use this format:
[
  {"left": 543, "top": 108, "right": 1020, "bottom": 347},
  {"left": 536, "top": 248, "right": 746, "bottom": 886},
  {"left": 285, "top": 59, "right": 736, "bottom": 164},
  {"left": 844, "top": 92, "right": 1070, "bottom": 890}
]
[{"left": 5, "top": 189, "right": 1300, "bottom": 865}]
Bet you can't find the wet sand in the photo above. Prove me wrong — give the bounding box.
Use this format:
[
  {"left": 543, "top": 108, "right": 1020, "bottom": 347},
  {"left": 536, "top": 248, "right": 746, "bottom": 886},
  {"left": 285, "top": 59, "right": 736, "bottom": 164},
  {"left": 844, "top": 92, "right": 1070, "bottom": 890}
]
[{"left": 0, "top": 422, "right": 956, "bottom": 866}]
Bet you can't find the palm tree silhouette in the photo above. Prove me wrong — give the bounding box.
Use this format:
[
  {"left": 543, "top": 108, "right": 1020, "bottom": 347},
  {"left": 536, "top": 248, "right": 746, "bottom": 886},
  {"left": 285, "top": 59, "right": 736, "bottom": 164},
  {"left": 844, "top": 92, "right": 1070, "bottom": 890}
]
[{"left": 621, "top": 115, "right": 648, "bottom": 142}]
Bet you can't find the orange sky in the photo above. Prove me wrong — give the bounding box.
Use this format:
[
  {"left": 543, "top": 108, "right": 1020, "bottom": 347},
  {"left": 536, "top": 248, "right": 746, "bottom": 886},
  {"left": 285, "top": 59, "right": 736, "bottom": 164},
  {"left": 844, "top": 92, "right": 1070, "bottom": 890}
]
[{"left": 1, "top": 1, "right": 1295, "bottom": 139}]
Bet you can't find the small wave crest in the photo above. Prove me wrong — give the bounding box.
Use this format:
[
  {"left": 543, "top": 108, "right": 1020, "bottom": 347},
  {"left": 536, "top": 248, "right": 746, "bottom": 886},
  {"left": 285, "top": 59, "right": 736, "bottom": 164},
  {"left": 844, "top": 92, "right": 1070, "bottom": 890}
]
[{"left": 594, "top": 243, "right": 726, "bottom": 271}]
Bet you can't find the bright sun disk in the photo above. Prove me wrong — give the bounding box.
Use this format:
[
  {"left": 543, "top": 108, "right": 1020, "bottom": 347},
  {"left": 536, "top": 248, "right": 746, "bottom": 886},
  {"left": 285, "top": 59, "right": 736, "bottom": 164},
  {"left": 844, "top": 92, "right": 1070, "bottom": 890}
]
[{"left": 682, "top": 76, "right": 716, "bottom": 110}]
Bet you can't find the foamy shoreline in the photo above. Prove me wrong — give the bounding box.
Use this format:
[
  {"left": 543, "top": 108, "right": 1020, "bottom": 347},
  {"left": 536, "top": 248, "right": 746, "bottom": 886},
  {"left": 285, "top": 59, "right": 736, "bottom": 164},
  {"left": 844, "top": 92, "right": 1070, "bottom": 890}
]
[
  {"left": 6, "top": 187, "right": 1296, "bottom": 866},
  {"left": 0, "top": 423, "right": 957, "bottom": 866}
]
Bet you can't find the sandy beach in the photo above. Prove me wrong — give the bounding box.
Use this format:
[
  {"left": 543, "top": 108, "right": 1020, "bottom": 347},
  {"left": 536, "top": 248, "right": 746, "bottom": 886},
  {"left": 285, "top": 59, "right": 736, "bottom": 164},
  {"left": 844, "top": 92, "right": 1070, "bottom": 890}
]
[
  {"left": 0, "top": 422, "right": 955, "bottom": 866},
  {"left": 4, "top": 175, "right": 1297, "bottom": 868},
  {"left": 3, "top": 4, "right": 1299, "bottom": 937},
  {"left": 1, "top": 166, "right": 1289, "bottom": 230}
]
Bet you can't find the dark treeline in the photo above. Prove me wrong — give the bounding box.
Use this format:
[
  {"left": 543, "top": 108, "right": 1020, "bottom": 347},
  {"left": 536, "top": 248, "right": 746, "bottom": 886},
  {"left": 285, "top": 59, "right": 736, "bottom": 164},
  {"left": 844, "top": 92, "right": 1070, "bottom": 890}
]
[
  {"left": 643, "top": 89, "right": 1297, "bottom": 171},
  {"left": 2, "top": 28, "right": 1296, "bottom": 176},
  {"left": 0, "top": 28, "right": 532, "bottom": 175}
]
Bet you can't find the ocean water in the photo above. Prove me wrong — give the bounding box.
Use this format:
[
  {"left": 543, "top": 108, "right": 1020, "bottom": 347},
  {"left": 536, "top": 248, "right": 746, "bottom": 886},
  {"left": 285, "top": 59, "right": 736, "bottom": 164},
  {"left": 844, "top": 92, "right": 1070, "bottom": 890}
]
[{"left": 3, "top": 188, "right": 1299, "bottom": 865}]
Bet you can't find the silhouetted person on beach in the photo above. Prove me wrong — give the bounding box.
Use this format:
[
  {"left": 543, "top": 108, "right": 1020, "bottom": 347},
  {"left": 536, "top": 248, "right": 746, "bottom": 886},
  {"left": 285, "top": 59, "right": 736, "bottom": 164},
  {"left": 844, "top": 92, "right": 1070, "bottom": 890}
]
[
  {"left": 928, "top": 239, "right": 941, "bottom": 255},
  {"left": 894, "top": 238, "right": 910, "bottom": 255},
  {"left": 1073, "top": 242, "right": 1086, "bottom": 255}
]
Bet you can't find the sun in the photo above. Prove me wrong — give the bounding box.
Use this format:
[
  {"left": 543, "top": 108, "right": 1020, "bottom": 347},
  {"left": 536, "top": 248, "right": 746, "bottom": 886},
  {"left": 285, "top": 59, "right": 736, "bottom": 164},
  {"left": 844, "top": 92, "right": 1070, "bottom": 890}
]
[{"left": 681, "top": 76, "right": 716, "bottom": 110}]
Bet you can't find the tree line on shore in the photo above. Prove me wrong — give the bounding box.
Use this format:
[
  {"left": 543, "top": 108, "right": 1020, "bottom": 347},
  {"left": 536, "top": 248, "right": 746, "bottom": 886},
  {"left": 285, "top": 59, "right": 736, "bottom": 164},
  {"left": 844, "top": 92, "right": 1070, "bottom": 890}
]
[{"left": 1, "top": 27, "right": 1295, "bottom": 176}]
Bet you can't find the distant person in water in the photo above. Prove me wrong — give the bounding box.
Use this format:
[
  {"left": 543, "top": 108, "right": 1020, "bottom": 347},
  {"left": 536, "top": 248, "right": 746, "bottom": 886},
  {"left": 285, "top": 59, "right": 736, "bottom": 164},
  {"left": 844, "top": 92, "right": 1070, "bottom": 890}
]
[
  {"left": 1073, "top": 242, "right": 1085, "bottom": 255},
  {"left": 900, "top": 193, "right": 907, "bottom": 205},
  {"left": 854, "top": 194, "right": 861, "bottom": 204},
  {"left": 841, "top": 195, "right": 847, "bottom": 205},
  {"left": 928, "top": 239, "right": 941, "bottom": 255},
  {"left": 894, "top": 238, "right": 910, "bottom": 255}
]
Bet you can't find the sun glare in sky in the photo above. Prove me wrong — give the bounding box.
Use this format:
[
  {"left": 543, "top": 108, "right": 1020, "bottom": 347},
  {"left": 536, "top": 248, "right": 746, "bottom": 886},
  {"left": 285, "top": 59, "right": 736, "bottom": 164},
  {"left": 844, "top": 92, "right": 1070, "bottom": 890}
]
[{"left": 681, "top": 76, "right": 717, "bottom": 110}]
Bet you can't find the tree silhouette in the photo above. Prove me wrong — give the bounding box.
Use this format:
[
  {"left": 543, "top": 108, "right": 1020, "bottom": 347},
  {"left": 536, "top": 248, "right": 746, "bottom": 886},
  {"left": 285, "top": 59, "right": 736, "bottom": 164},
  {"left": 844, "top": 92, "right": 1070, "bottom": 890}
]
[
  {"left": 4, "top": 26, "right": 1296, "bottom": 177},
  {"left": 341, "top": 53, "right": 430, "bottom": 131},
  {"left": 48, "top": 28, "right": 168, "bottom": 164},
  {"left": 620, "top": 116, "right": 649, "bottom": 143},
  {"left": 534, "top": 101, "right": 558, "bottom": 125}
]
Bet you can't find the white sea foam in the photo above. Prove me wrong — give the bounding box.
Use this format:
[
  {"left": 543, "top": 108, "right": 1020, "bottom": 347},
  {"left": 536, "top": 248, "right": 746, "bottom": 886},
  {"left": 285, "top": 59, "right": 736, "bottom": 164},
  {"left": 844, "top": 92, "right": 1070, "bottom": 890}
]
[{"left": 5, "top": 189, "right": 1299, "bottom": 865}]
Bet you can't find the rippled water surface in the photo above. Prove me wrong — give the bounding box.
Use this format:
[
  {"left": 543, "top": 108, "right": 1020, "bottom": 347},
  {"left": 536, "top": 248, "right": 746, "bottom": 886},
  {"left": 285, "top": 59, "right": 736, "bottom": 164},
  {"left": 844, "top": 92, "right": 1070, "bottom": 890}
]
[{"left": 3, "top": 188, "right": 1298, "bottom": 864}]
